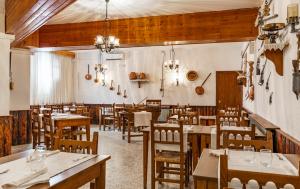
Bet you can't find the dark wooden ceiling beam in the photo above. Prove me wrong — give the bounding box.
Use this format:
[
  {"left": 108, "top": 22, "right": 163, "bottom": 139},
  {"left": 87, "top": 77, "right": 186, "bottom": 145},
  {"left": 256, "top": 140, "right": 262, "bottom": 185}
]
[
  {"left": 32, "top": 8, "right": 258, "bottom": 49},
  {"left": 5, "top": 0, "right": 76, "bottom": 46}
]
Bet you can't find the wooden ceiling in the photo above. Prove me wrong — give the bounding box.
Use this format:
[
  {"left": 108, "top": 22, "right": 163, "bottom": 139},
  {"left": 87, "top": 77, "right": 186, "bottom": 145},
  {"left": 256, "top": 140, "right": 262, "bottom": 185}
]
[
  {"left": 22, "top": 8, "right": 258, "bottom": 49},
  {"left": 47, "top": 0, "right": 260, "bottom": 25},
  {"left": 6, "top": 0, "right": 259, "bottom": 49}
]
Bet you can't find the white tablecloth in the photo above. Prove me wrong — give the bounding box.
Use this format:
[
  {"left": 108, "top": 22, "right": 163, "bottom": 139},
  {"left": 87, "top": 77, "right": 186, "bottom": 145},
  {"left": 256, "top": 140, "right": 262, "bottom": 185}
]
[
  {"left": 134, "top": 111, "right": 152, "bottom": 127},
  {"left": 0, "top": 151, "right": 96, "bottom": 189}
]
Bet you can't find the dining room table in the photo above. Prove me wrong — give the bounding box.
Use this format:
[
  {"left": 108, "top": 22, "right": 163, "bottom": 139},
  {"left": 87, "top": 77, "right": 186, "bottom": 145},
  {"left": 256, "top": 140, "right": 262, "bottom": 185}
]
[
  {"left": 0, "top": 149, "right": 111, "bottom": 189},
  {"left": 142, "top": 124, "right": 215, "bottom": 189},
  {"left": 193, "top": 148, "right": 300, "bottom": 189},
  {"left": 39, "top": 113, "right": 91, "bottom": 140}
]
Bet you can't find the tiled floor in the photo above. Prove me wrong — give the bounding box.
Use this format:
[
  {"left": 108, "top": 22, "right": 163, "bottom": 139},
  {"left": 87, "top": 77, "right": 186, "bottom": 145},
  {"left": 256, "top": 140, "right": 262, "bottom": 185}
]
[{"left": 12, "top": 125, "right": 194, "bottom": 189}]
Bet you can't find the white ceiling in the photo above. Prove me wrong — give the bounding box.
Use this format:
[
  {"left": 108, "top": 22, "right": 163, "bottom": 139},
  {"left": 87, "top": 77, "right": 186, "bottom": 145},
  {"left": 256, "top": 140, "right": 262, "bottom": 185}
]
[{"left": 47, "top": 0, "right": 260, "bottom": 25}]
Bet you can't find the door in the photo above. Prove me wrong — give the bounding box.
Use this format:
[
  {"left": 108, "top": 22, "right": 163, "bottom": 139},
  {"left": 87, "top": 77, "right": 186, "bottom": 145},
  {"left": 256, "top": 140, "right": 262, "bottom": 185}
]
[{"left": 216, "top": 71, "right": 242, "bottom": 109}]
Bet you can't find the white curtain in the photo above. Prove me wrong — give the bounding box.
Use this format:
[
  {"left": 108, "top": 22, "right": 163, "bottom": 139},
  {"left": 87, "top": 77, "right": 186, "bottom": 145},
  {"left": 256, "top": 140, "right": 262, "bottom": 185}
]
[{"left": 30, "top": 52, "right": 74, "bottom": 105}]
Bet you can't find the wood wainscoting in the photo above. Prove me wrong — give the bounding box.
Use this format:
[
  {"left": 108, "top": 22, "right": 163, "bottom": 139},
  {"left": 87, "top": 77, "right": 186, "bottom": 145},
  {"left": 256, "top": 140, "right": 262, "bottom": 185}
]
[
  {"left": 10, "top": 110, "right": 32, "bottom": 145},
  {"left": 276, "top": 129, "right": 300, "bottom": 154},
  {"left": 0, "top": 116, "right": 12, "bottom": 157}
]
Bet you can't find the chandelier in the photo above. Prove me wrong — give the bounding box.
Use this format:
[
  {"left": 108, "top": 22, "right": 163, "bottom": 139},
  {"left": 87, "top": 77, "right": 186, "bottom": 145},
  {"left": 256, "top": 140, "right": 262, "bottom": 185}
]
[
  {"left": 94, "top": 0, "right": 120, "bottom": 53},
  {"left": 164, "top": 45, "right": 179, "bottom": 70}
]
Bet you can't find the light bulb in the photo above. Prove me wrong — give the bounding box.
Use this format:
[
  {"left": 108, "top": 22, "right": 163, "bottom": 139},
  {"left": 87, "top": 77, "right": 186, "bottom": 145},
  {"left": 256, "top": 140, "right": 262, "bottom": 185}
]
[
  {"left": 109, "top": 36, "right": 115, "bottom": 44},
  {"left": 95, "top": 35, "right": 104, "bottom": 44}
]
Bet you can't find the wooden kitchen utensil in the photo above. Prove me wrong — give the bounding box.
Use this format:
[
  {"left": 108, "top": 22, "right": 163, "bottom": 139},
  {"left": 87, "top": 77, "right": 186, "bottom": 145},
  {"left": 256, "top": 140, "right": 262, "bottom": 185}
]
[
  {"left": 195, "top": 73, "right": 212, "bottom": 95},
  {"left": 85, "top": 64, "right": 92, "bottom": 80},
  {"left": 249, "top": 61, "right": 255, "bottom": 101},
  {"left": 117, "top": 85, "right": 121, "bottom": 95},
  {"left": 109, "top": 80, "right": 114, "bottom": 90},
  {"left": 265, "top": 72, "right": 271, "bottom": 90}
]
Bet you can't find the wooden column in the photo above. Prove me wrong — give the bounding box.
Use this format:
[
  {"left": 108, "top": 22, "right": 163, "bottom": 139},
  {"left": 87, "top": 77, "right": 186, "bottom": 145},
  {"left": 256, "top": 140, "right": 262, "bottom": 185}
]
[
  {"left": 10, "top": 110, "right": 32, "bottom": 145},
  {"left": 0, "top": 116, "right": 12, "bottom": 157}
]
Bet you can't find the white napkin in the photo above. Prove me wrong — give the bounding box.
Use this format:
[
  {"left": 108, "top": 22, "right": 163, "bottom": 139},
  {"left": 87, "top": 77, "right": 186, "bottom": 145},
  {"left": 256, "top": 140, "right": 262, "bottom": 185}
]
[{"left": 2, "top": 168, "right": 49, "bottom": 189}]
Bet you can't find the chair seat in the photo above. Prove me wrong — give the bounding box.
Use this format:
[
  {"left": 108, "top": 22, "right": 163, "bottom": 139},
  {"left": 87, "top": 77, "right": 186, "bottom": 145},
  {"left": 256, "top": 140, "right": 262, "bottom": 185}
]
[{"left": 155, "top": 151, "right": 184, "bottom": 164}]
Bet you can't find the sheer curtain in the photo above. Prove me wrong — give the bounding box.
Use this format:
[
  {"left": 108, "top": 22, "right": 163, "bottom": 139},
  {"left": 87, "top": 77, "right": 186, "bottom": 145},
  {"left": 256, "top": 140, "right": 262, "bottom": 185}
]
[{"left": 30, "top": 52, "right": 74, "bottom": 105}]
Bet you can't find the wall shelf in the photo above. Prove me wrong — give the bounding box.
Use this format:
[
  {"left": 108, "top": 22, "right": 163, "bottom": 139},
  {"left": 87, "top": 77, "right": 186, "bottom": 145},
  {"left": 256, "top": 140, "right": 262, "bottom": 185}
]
[
  {"left": 263, "top": 42, "right": 288, "bottom": 76},
  {"left": 130, "top": 79, "right": 150, "bottom": 88}
]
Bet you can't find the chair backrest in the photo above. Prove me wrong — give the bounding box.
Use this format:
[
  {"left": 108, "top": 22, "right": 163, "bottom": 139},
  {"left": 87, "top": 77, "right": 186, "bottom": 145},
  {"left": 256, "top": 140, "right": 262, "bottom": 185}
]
[
  {"left": 146, "top": 99, "right": 161, "bottom": 108},
  {"left": 220, "top": 154, "right": 300, "bottom": 189},
  {"left": 216, "top": 124, "right": 255, "bottom": 149},
  {"left": 223, "top": 131, "right": 273, "bottom": 151},
  {"left": 74, "top": 106, "right": 89, "bottom": 115},
  {"left": 150, "top": 121, "right": 184, "bottom": 156},
  {"left": 31, "top": 111, "right": 40, "bottom": 130},
  {"left": 43, "top": 113, "right": 53, "bottom": 134},
  {"left": 54, "top": 132, "right": 98, "bottom": 155},
  {"left": 171, "top": 105, "right": 186, "bottom": 115},
  {"left": 178, "top": 112, "right": 199, "bottom": 125},
  {"left": 51, "top": 105, "right": 64, "bottom": 113}
]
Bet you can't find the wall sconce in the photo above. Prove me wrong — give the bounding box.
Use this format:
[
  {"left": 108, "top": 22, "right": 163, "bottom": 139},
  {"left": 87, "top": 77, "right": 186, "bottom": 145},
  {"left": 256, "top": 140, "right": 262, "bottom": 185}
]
[{"left": 287, "top": 3, "right": 299, "bottom": 33}]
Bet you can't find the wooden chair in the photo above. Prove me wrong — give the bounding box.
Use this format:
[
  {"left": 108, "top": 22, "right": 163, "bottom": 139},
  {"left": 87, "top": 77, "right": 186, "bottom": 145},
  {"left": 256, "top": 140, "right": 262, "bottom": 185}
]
[
  {"left": 43, "top": 113, "right": 71, "bottom": 149},
  {"left": 101, "top": 104, "right": 116, "bottom": 130},
  {"left": 150, "top": 121, "right": 189, "bottom": 189},
  {"left": 31, "top": 111, "right": 43, "bottom": 148},
  {"left": 54, "top": 132, "right": 98, "bottom": 155},
  {"left": 123, "top": 110, "right": 144, "bottom": 143},
  {"left": 223, "top": 131, "right": 273, "bottom": 151},
  {"left": 220, "top": 154, "right": 300, "bottom": 189},
  {"left": 178, "top": 112, "right": 199, "bottom": 125},
  {"left": 51, "top": 105, "right": 64, "bottom": 113},
  {"left": 72, "top": 106, "right": 89, "bottom": 140},
  {"left": 54, "top": 132, "right": 98, "bottom": 189},
  {"left": 216, "top": 124, "right": 255, "bottom": 149},
  {"left": 43, "top": 113, "right": 55, "bottom": 150}
]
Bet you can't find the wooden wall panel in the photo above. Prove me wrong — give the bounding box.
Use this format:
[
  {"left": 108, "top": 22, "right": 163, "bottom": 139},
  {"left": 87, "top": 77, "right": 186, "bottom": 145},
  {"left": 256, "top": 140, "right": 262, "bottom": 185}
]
[
  {"left": 10, "top": 111, "right": 31, "bottom": 146},
  {"left": 0, "top": 116, "right": 12, "bottom": 157},
  {"left": 38, "top": 8, "right": 258, "bottom": 48},
  {"left": 5, "top": 0, "right": 76, "bottom": 46}
]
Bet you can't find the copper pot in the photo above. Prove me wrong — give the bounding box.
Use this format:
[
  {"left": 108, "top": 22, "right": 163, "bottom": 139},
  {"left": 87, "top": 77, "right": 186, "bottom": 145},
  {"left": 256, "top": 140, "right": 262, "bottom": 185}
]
[
  {"left": 129, "top": 72, "right": 137, "bottom": 80},
  {"left": 139, "top": 72, "right": 146, "bottom": 79}
]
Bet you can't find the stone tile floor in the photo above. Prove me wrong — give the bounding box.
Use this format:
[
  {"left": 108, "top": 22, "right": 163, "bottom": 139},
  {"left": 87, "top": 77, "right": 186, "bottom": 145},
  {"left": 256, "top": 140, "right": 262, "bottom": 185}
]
[{"left": 12, "top": 125, "right": 194, "bottom": 189}]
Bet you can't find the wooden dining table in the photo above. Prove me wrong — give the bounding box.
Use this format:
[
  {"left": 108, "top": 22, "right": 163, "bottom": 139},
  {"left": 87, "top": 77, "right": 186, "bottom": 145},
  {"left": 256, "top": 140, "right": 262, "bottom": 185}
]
[
  {"left": 193, "top": 148, "right": 300, "bottom": 189},
  {"left": 142, "top": 125, "right": 215, "bottom": 189},
  {"left": 0, "top": 150, "right": 111, "bottom": 189},
  {"left": 54, "top": 115, "right": 91, "bottom": 141},
  {"left": 39, "top": 113, "right": 91, "bottom": 141}
]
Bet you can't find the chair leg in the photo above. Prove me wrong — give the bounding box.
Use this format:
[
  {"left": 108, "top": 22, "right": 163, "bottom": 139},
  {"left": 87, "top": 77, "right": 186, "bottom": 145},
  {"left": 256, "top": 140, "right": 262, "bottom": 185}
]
[
  {"left": 151, "top": 159, "right": 156, "bottom": 189},
  {"left": 127, "top": 123, "right": 131, "bottom": 143},
  {"left": 32, "top": 133, "right": 37, "bottom": 148}
]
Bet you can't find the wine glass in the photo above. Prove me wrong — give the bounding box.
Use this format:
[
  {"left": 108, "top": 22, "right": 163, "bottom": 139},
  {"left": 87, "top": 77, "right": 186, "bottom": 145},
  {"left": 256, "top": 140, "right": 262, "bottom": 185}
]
[
  {"left": 243, "top": 146, "right": 255, "bottom": 163},
  {"left": 260, "top": 149, "right": 272, "bottom": 167}
]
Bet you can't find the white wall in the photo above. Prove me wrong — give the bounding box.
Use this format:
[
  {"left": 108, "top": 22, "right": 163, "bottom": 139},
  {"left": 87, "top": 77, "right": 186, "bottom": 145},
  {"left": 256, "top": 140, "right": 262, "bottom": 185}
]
[
  {"left": 74, "top": 42, "right": 243, "bottom": 105},
  {"left": 0, "top": 33, "right": 14, "bottom": 116},
  {"left": 243, "top": 0, "right": 300, "bottom": 140},
  {"left": 10, "top": 49, "right": 31, "bottom": 111}
]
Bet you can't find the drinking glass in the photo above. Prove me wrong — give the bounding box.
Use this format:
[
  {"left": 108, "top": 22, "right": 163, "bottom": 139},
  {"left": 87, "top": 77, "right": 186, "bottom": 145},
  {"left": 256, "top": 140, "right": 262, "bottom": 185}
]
[
  {"left": 259, "top": 149, "right": 272, "bottom": 167},
  {"left": 243, "top": 146, "right": 255, "bottom": 163},
  {"left": 28, "top": 144, "right": 47, "bottom": 172}
]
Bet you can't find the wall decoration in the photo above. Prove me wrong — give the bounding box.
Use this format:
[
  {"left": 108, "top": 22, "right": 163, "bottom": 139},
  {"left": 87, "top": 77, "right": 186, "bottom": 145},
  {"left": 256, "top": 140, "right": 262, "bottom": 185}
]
[
  {"left": 256, "top": 0, "right": 278, "bottom": 27},
  {"left": 109, "top": 80, "right": 114, "bottom": 90},
  {"left": 265, "top": 72, "right": 271, "bottom": 91},
  {"left": 160, "top": 51, "right": 166, "bottom": 97},
  {"left": 287, "top": 3, "right": 299, "bottom": 33},
  {"left": 256, "top": 57, "right": 261, "bottom": 75},
  {"left": 129, "top": 72, "right": 137, "bottom": 80},
  {"left": 186, "top": 71, "right": 198, "bottom": 81},
  {"left": 195, "top": 73, "right": 212, "bottom": 95},
  {"left": 9, "top": 52, "right": 14, "bottom": 90},
  {"left": 258, "top": 60, "right": 267, "bottom": 86},
  {"left": 269, "top": 92, "right": 274, "bottom": 104},
  {"left": 84, "top": 64, "right": 92, "bottom": 80},
  {"left": 292, "top": 33, "right": 300, "bottom": 100},
  {"left": 117, "top": 85, "right": 121, "bottom": 95},
  {"left": 123, "top": 90, "right": 127, "bottom": 98},
  {"left": 261, "top": 23, "right": 286, "bottom": 43},
  {"left": 248, "top": 61, "right": 255, "bottom": 101}
]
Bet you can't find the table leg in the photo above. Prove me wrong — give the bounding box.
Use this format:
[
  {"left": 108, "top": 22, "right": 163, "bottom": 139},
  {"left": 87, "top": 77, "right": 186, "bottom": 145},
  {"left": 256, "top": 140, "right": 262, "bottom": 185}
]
[
  {"left": 86, "top": 124, "right": 91, "bottom": 141},
  {"left": 143, "top": 132, "right": 149, "bottom": 189},
  {"left": 192, "top": 134, "right": 199, "bottom": 171},
  {"left": 95, "top": 163, "right": 106, "bottom": 189}
]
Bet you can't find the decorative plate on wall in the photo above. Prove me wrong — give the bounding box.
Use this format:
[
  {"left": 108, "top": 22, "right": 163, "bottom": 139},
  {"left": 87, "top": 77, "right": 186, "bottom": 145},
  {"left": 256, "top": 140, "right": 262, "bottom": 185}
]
[{"left": 186, "top": 71, "right": 198, "bottom": 81}]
